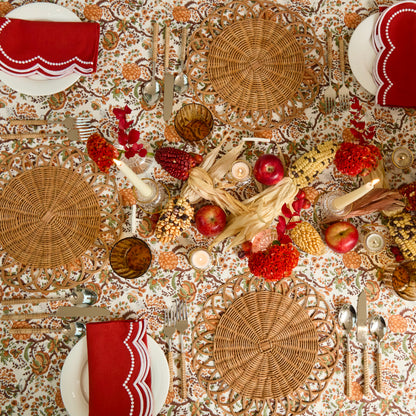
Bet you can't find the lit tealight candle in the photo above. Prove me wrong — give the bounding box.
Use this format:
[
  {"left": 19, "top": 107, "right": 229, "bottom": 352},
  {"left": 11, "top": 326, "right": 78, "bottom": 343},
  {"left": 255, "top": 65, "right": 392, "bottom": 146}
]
[
  {"left": 392, "top": 147, "right": 413, "bottom": 169},
  {"left": 332, "top": 179, "right": 380, "bottom": 211},
  {"left": 113, "top": 159, "right": 154, "bottom": 200},
  {"left": 189, "top": 248, "right": 212, "bottom": 270},
  {"left": 230, "top": 160, "right": 251, "bottom": 182},
  {"left": 365, "top": 232, "right": 385, "bottom": 253}
]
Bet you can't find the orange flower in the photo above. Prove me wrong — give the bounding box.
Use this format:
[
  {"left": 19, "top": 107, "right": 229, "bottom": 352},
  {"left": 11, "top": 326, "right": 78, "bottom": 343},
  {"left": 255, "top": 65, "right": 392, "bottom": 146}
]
[
  {"left": 388, "top": 315, "right": 408, "bottom": 333},
  {"left": 31, "top": 352, "right": 51, "bottom": 375},
  {"left": 122, "top": 63, "right": 141, "bottom": 80}
]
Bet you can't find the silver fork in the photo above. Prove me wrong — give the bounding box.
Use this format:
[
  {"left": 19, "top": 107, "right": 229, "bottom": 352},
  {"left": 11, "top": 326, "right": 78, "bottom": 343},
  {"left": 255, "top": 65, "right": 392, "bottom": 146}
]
[
  {"left": 176, "top": 300, "right": 189, "bottom": 399},
  {"left": 10, "top": 116, "right": 91, "bottom": 130},
  {"left": 164, "top": 307, "right": 176, "bottom": 394},
  {"left": 338, "top": 36, "right": 350, "bottom": 111},
  {"left": 323, "top": 30, "right": 336, "bottom": 114}
]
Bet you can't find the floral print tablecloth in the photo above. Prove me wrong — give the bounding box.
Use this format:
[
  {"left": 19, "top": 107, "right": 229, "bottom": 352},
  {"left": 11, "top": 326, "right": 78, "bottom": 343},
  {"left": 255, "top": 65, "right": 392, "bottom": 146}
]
[{"left": 0, "top": 0, "right": 415, "bottom": 415}]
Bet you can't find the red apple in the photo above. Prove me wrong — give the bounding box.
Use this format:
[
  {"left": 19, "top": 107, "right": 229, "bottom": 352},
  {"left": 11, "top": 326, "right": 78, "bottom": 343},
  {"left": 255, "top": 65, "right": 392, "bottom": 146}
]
[
  {"left": 253, "top": 154, "right": 284, "bottom": 186},
  {"left": 195, "top": 205, "right": 227, "bottom": 237},
  {"left": 324, "top": 221, "right": 359, "bottom": 253}
]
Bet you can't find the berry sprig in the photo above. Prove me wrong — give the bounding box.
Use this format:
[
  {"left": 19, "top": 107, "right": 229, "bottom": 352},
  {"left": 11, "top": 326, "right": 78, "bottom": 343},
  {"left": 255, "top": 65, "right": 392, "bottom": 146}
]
[{"left": 113, "top": 105, "right": 147, "bottom": 159}]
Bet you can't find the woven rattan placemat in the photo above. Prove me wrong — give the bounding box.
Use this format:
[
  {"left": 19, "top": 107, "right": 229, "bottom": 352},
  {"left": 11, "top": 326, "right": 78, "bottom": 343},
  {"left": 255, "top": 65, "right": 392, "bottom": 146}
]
[
  {"left": 0, "top": 145, "right": 124, "bottom": 293},
  {"left": 186, "top": 0, "right": 325, "bottom": 130},
  {"left": 192, "top": 274, "right": 339, "bottom": 415}
]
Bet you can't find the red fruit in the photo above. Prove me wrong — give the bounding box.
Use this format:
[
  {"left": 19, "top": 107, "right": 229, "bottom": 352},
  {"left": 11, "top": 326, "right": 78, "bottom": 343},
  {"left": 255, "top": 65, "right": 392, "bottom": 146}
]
[
  {"left": 195, "top": 205, "right": 227, "bottom": 237},
  {"left": 241, "top": 241, "right": 253, "bottom": 253},
  {"left": 253, "top": 154, "right": 284, "bottom": 186},
  {"left": 297, "top": 190, "right": 306, "bottom": 200},
  {"left": 324, "top": 221, "right": 359, "bottom": 253},
  {"left": 302, "top": 199, "right": 312, "bottom": 209}
]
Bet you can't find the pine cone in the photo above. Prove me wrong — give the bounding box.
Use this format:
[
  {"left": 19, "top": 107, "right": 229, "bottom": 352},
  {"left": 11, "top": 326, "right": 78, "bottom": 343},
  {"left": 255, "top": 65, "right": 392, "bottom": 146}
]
[{"left": 155, "top": 147, "right": 201, "bottom": 180}]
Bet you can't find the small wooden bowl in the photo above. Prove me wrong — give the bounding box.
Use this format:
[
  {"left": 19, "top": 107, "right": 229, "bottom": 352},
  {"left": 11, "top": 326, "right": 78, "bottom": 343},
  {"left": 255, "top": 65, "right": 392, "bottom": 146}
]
[
  {"left": 174, "top": 103, "right": 214, "bottom": 142},
  {"left": 110, "top": 237, "right": 152, "bottom": 279}
]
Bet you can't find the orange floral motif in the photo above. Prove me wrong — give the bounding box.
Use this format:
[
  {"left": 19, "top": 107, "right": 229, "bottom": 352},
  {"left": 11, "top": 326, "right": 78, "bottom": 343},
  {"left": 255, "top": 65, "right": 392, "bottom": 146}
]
[
  {"left": 31, "top": 352, "right": 51, "bottom": 375},
  {"left": 172, "top": 6, "right": 191, "bottom": 22},
  {"left": 84, "top": 4, "right": 103, "bottom": 21},
  {"left": 55, "top": 389, "right": 64, "bottom": 409},
  {"left": 164, "top": 125, "right": 181, "bottom": 143},
  {"left": 349, "top": 381, "right": 363, "bottom": 401},
  {"left": 0, "top": 2, "right": 13, "bottom": 17},
  {"left": 158, "top": 251, "right": 179, "bottom": 270},
  {"left": 179, "top": 281, "right": 197, "bottom": 303},
  {"left": 122, "top": 63, "right": 141, "bottom": 80},
  {"left": 344, "top": 12, "right": 362, "bottom": 29},
  {"left": 388, "top": 315, "right": 408, "bottom": 333}
]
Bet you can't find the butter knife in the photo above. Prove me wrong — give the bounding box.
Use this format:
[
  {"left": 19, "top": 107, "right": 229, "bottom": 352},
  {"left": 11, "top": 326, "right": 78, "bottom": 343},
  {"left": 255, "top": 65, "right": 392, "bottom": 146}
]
[
  {"left": 163, "top": 22, "right": 174, "bottom": 122},
  {"left": 1, "top": 306, "right": 111, "bottom": 320},
  {"left": 357, "top": 290, "right": 369, "bottom": 396}
]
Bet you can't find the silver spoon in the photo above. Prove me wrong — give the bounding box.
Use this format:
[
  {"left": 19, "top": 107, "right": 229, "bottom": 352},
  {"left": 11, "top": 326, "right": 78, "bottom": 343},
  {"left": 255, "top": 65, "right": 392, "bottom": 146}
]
[
  {"left": 142, "top": 22, "right": 161, "bottom": 106},
  {"left": 338, "top": 304, "right": 357, "bottom": 397},
  {"left": 370, "top": 315, "right": 387, "bottom": 394},
  {"left": 174, "top": 26, "right": 189, "bottom": 95}
]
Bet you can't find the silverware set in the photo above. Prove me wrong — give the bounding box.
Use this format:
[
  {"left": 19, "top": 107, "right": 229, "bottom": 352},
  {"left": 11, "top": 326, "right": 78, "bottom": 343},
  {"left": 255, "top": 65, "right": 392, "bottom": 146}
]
[
  {"left": 1, "top": 116, "right": 95, "bottom": 141},
  {"left": 324, "top": 31, "right": 350, "bottom": 113},
  {"left": 163, "top": 300, "right": 189, "bottom": 399},
  {"left": 339, "top": 291, "right": 387, "bottom": 396},
  {"left": 142, "top": 22, "right": 189, "bottom": 119}
]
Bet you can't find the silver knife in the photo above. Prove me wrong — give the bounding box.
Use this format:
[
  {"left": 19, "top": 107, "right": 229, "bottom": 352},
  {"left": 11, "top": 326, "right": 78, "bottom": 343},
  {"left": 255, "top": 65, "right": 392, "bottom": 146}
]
[
  {"left": 163, "top": 22, "right": 174, "bottom": 122},
  {"left": 356, "top": 290, "right": 369, "bottom": 396},
  {"left": 1, "top": 306, "right": 111, "bottom": 320}
]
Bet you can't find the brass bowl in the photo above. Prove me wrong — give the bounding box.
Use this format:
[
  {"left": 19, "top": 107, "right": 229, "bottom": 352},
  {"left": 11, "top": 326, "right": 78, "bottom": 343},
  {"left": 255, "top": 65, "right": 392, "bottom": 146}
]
[
  {"left": 174, "top": 103, "right": 214, "bottom": 142},
  {"left": 110, "top": 237, "right": 152, "bottom": 279}
]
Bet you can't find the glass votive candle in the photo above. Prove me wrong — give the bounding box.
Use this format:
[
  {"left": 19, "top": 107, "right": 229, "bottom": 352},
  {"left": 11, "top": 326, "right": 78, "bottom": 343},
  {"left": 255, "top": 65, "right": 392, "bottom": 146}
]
[
  {"left": 229, "top": 160, "right": 252, "bottom": 183},
  {"left": 188, "top": 247, "right": 212, "bottom": 271},
  {"left": 363, "top": 231, "right": 386, "bottom": 253},
  {"left": 392, "top": 147, "right": 413, "bottom": 169},
  {"left": 174, "top": 103, "right": 214, "bottom": 142}
]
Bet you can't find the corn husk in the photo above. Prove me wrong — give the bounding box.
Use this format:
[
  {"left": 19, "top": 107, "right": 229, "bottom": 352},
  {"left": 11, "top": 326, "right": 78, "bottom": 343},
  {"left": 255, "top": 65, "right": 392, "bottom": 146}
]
[{"left": 210, "top": 177, "right": 298, "bottom": 249}]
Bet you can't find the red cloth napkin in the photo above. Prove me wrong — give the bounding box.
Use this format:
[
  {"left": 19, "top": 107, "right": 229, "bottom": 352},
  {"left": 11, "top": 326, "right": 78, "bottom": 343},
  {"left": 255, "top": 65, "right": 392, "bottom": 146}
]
[
  {"left": 373, "top": 1, "right": 416, "bottom": 106},
  {"left": 86, "top": 320, "right": 153, "bottom": 416},
  {"left": 0, "top": 17, "right": 100, "bottom": 78}
]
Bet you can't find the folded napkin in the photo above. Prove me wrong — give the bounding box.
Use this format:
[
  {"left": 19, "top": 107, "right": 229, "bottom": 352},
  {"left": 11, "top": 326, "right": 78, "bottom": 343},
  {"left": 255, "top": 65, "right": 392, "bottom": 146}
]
[
  {"left": 0, "top": 17, "right": 100, "bottom": 78},
  {"left": 86, "top": 320, "right": 153, "bottom": 416},
  {"left": 372, "top": 1, "right": 416, "bottom": 106}
]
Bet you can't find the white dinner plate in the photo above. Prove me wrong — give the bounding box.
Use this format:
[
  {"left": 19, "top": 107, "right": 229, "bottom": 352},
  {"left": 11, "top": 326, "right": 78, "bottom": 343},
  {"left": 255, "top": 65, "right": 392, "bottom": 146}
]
[
  {"left": 1, "top": 3, "right": 81, "bottom": 96},
  {"left": 348, "top": 13, "right": 378, "bottom": 95},
  {"left": 60, "top": 336, "right": 169, "bottom": 416}
]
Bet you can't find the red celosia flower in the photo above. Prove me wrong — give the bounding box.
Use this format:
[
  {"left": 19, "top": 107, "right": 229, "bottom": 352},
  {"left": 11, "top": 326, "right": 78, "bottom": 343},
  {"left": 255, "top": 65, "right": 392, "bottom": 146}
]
[
  {"left": 87, "top": 133, "right": 119, "bottom": 173},
  {"left": 334, "top": 142, "right": 381, "bottom": 176},
  {"left": 248, "top": 242, "right": 300, "bottom": 281}
]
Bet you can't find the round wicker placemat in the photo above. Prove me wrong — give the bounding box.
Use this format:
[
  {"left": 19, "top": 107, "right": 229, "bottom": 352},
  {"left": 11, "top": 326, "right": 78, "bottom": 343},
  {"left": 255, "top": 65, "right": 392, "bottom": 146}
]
[
  {"left": 0, "top": 145, "right": 124, "bottom": 293},
  {"left": 186, "top": 0, "right": 325, "bottom": 130},
  {"left": 192, "top": 274, "right": 339, "bottom": 415},
  {"left": 207, "top": 19, "right": 304, "bottom": 111},
  {"left": 0, "top": 166, "right": 100, "bottom": 268}
]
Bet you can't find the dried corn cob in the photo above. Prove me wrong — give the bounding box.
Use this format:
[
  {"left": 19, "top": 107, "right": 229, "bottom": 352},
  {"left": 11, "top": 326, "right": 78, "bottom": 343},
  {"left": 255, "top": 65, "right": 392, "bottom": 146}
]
[
  {"left": 155, "top": 197, "right": 194, "bottom": 243},
  {"left": 388, "top": 213, "right": 416, "bottom": 261},
  {"left": 289, "top": 140, "right": 339, "bottom": 188},
  {"left": 290, "top": 222, "right": 326, "bottom": 255},
  {"left": 155, "top": 147, "right": 202, "bottom": 180}
]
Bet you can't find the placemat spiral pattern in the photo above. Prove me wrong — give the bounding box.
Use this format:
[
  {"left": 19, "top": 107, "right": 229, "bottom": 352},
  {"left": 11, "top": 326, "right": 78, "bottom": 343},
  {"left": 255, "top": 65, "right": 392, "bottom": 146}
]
[
  {"left": 0, "top": 145, "right": 124, "bottom": 293},
  {"left": 192, "top": 274, "right": 339, "bottom": 415},
  {"left": 186, "top": 0, "right": 325, "bottom": 130}
]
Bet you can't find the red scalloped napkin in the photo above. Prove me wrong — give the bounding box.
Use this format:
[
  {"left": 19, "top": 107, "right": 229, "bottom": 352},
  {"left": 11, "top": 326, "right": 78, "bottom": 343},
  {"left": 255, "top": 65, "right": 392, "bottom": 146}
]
[
  {"left": 373, "top": 1, "right": 416, "bottom": 106},
  {"left": 86, "top": 320, "right": 153, "bottom": 416},
  {"left": 0, "top": 17, "right": 99, "bottom": 78}
]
